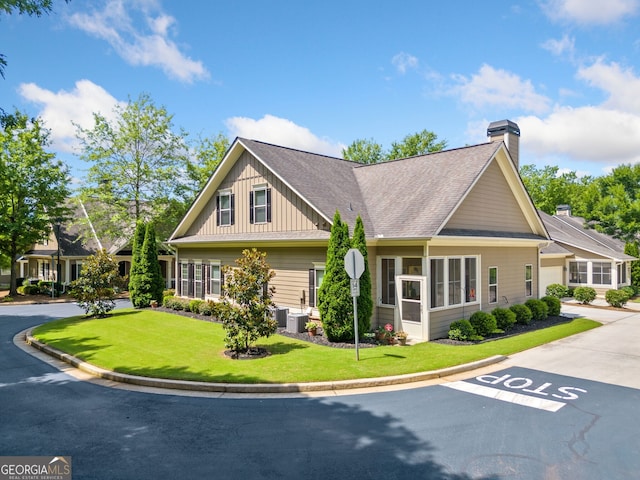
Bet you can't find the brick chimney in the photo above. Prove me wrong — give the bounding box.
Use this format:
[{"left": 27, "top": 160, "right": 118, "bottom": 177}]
[{"left": 487, "top": 120, "right": 520, "bottom": 169}]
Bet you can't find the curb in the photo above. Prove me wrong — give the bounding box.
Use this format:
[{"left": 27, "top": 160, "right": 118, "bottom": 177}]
[{"left": 23, "top": 329, "right": 506, "bottom": 394}]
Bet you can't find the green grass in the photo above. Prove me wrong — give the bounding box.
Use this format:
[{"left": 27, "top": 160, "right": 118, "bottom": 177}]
[{"left": 32, "top": 308, "right": 600, "bottom": 384}]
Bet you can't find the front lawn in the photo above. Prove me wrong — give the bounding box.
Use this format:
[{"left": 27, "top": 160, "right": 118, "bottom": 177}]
[{"left": 32, "top": 308, "right": 600, "bottom": 384}]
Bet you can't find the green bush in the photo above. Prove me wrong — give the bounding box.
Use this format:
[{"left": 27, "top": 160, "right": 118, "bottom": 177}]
[
  {"left": 171, "top": 298, "right": 186, "bottom": 311},
  {"left": 448, "top": 319, "right": 476, "bottom": 341},
  {"left": 605, "top": 289, "right": 630, "bottom": 308},
  {"left": 492, "top": 307, "right": 517, "bottom": 331},
  {"left": 510, "top": 304, "right": 533, "bottom": 325},
  {"left": 574, "top": 286, "right": 596, "bottom": 304},
  {"left": 162, "top": 295, "right": 174, "bottom": 307},
  {"left": 163, "top": 289, "right": 175, "bottom": 297},
  {"left": 545, "top": 283, "right": 569, "bottom": 299},
  {"left": 469, "top": 311, "right": 497, "bottom": 337},
  {"left": 525, "top": 299, "right": 549, "bottom": 321},
  {"left": 189, "top": 299, "right": 204, "bottom": 313},
  {"left": 23, "top": 284, "right": 40, "bottom": 295},
  {"left": 199, "top": 300, "right": 215, "bottom": 316},
  {"left": 16, "top": 286, "right": 26, "bottom": 295},
  {"left": 541, "top": 295, "right": 561, "bottom": 316},
  {"left": 621, "top": 286, "right": 636, "bottom": 298}
]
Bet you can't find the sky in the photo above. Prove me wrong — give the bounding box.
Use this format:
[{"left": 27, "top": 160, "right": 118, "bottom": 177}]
[{"left": 2, "top": 0, "right": 640, "bottom": 185}]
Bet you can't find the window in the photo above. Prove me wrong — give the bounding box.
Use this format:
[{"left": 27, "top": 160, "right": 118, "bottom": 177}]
[
  {"left": 37, "top": 259, "right": 51, "bottom": 280},
  {"left": 430, "top": 256, "right": 478, "bottom": 309},
  {"left": 525, "top": 264, "right": 533, "bottom": 297},
  {"left": 592, "top": 262, "right": 611, "bottom": 285},
  {"left": 430, "top": 259, "right": 445, "bottom": 308},
  {"left": 402, "top": 257, "right": 422, "bottom": 275},
  {"left": 250, "top": 186, "right": 271, "bottom": 224},
  {"left": 618, "top": 263, "right": 627, "bottom": 285},
  {"left": 569, "top": 261, "right": 587, "bottom": 284},
  {"left": 448, "top": 258, "right": 462, "bottom": 305},
  {"left": 216, "top": 191, "right": 234, "bottom": 226},
  {"left": 180, "top": 262, "right": 189, "bottom": 296},
  {"left": 72, "top": 262, "right": 84, "bottom": 281},
  {"left": 489, "top": 267, "right": 498, "bottom": 304},
  {"left": 380, "top": 258, "right": 396, "bottom": 305},
  {"left": 308, "top": 266, "right": 324, "bottom": 307},
  {"left": 194, "top": 263, "right": 203, "bottom": 299},
  {"left": 209, "top": 262, "right": 221, "bottom": 296},
  {"left": 465, "top": 258, "right": 477, "bottom": 302}
]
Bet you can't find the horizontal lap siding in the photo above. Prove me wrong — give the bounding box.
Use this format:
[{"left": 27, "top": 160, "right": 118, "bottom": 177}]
[
  {"left": 445, "top": 161, "right": 531, "bottom": 233},
  {"left": 187, "top": 152, "right": 326, "bottom": 236},
  {"left": 430, "top": 305, "right": 480, "bottom": 340}
]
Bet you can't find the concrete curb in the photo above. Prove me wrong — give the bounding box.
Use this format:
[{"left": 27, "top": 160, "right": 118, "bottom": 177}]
[{"left": 23, "top": 328, "right": 506, "bottom": 394}]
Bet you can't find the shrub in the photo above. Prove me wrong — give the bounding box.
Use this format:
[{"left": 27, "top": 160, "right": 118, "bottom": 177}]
[
  {"left": 605, "top": 289, "right": 630, "bottom": 308},
  {"left": 541, "top": 295, "right": 561, "bottom": 316},
  {"left": 492, "top": 307, "right": 517, "bottom": 331},
  {"left": 199, "top": 300, "right": 215, "bottom": 316},
  {"left": 448, "top": 319, "right": 476, "bottom": 341},
  {"left": 545, "top": 283, "right": 569, "bottom": 299},
  {"left": 189, "top": 299, "right": 204, "bottom": 313},
  {"left": 574, "top": 286, "right": 596, "bottom": 304},
  {"left": 469, "top": 311, "right": 497, "bottom": 337},
  {"left": 620, "top": 285, "right": 636, "bottom": 298},
  {"left": 23, "top": 284, "right": 40, "bottom": 295},
  {"left": 171, "top": 298, "right": 186, "bottom": 311},
  {"left": 16, "top": 286, "right": 26, "bottom": 295},
  {"left": 163, "top": 289, "right": 175, "bottom": 298},
  {"left": 162, "top": 295, "right": 175, "bottom": 307},
  {"left": 525, "top": 299, "right": 549, "bottom": 321},
  {"left": 510, "top": 304, "right": 533, "bottom": 325}
]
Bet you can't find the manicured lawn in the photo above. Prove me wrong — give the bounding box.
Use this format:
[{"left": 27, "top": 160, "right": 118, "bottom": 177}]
[{"left": 32, "top": 308, "right": 600, "bottom": 384}]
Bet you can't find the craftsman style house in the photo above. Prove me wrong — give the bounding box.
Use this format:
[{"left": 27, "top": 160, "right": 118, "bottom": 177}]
[
  {"left": 169, "top": 120, "right": 550, "bottom": 341},
  {"left": 539, "top": 206, "right": 635, "bottom": 295}
]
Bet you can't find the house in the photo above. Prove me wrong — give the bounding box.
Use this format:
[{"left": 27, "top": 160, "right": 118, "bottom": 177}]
[
  {"left": 17, "top": 198, "right": 175, "bottom": 289},
  {"left": 539, "top": 206, "right": 636, "bottom": 295},
  {"left": 168, "top": 120, "right": 550, "bottom": 341}
]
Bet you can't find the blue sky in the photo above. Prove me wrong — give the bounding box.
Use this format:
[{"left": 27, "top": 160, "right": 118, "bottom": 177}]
[{"left": 2, "top": 0, "right": 640, "bottom": 183}]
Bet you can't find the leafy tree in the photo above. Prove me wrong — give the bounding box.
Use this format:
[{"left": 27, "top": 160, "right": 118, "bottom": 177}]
[
  {"left": 351, "top": 215, "right": 372, "bottom": 335},
  {"left": 318, "top": 211, "right": 353, "bottom": 342},
  {"left": 0, "top": 0, "right": 69, "bottom": 79},
  {"left": 218, "top": 248, "right": 277, "bottom": 356},
  {"left": 519, "top": 164, "right": 590, "bottom": 215},
  {"left": 75, "top": 93, "right": 190, "bottom": 243},
  {"left": 128, "top": 222, "right": 163, "bottom": 307},
  {"left": 387, "top": 129, "right": 447, "bottom": 159},
  {"left": 341, "top": 138, "right": 385, "bottom": 164},
  {"left": 70, "top": 249, "right": 124, "bottom": 317},
  {"left": 0, "top": 110, "right": 70, "bottom": 296},
  {"left": 342, "top": 129, "right": 446, "bottom": 164},
  {"left": 186, "top": 132, "right": 230, "bottom": 195},
  {"left": 625, "top": 241, "right": 640, "bottom": 292}
]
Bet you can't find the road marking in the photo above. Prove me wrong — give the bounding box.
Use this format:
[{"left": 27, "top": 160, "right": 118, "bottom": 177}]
[{"left": 442, "top": 380, "right": 566, "bottom": 412}]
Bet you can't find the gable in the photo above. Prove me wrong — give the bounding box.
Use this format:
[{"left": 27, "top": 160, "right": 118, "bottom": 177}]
[{"left": 183, "top": 149, "right": 328, "bottom": 237}]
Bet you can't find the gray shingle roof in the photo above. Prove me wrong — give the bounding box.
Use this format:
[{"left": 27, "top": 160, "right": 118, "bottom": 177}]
[
  {"left": 539, "top": 210, "right": 636, "bottom": 261},
  {"left": 239, "top": 139, "right": 504, "bottom": 238}
]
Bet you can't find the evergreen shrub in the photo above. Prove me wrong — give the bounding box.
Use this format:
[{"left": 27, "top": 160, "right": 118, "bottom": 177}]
[
  {"left": 510, "top": 304, "right": 532, "bottom": 325},
  {"left": 525, "top": 299, "right": 549, "bottom": 321},
  {"left": 574, "top": 287, "right": 596, "bottom": 304},
  {"left": 541, "top": 295, "right": 561, "bottom": 316},
  {"left": 469, "top": 311, "right": 497, "bottom": 337},
  {"left": 605, "top": 289, "right": 630, "bottom": 308},
  {"left": 492, "top": 307, "right": 517, "bottom": 331},
  {"left": 448, "top": 319, "right": 476, "bottom": 341}
]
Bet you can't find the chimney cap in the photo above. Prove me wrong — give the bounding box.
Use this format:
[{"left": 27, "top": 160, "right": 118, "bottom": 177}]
[{"left": 487, "top": 119, "right": 520, "bottom": 137}]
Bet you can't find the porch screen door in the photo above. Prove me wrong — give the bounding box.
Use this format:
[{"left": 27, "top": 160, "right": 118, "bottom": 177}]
[{"left": 396, "top": 275, "right": 426, "bottom": 339}]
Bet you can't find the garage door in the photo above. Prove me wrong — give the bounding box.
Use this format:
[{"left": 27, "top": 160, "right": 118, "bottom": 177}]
[{"left": 540, "top": 266, "right": 564, "bottom": 296}]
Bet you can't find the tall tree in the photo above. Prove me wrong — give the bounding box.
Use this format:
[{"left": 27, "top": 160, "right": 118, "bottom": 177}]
[
  {"left": 186, "top": 132, "right": 230, "bottom": 196},
  {"left": 0, "top": 110, "right": 70, "bottom": 296},
  {"left": 129, "top": 222, "right": 164, "bottom": 308},
  {"left": 127, "top": 221, "right": 146, "bottom": 307},
  {"left": 342, "top": 129, "right": 446, "bottom": 164},
  {"left": 519, "top": 164, "right": 590, "bottom": 215},
  {"left": 75, "top": 93, "right": 190, "bottom": 243},
  {"left": 341, "top": 138, "right": 384, "bottom": 164},
  {"left": 351, "top": 215, "right": 372, "bottom": 335},
  {"left": 387, "top": 129, "right": 447, "bottom": 159},
  {"left": 318, "top": 211, "right": 353, "bottom": 342},
  {"left": 625, "top": 242, "right": 640, "bottom": 292}
]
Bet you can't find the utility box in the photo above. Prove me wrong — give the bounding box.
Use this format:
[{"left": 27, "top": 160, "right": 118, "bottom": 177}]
[
  {"left": 286, "top": 313, "right": 308, "bottom": 333},
  {"left": 274, "top": 307, "right": 289, "bottom": 327}
]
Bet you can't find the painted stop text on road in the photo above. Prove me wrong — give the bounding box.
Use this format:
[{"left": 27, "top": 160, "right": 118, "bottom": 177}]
[{"left": 442, "top": 370, "right": 588, "bottom": 412}]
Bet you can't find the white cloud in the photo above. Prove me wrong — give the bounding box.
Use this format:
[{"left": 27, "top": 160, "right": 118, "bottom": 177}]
[
  {"left": 66, "top": 0, "right": 209, "bottom": 83},
  {"left": 577, "top": 59, "right": 640, "bottom": 113},
  {"left": 453, "top": 64, "right": 551, "bottom": 114},
  {"left": 18, "top": 80, "right": 124, "bottom": 153},
  {"left": 225, "top": 114, "right": 344, "bottom": 157},
  {"left": 542, "top": 0, "right": 639, "bottom": 25},
  {"left": 391, "top": 52, "right": 418, "bottom": 74},
  {"left": 541, "top": 34, "right": 575, "bottom": 57}
]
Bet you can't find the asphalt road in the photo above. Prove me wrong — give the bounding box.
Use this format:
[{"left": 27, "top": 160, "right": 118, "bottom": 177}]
[{"left": 1, "top": 302, "right": 639, "bottom": 479}]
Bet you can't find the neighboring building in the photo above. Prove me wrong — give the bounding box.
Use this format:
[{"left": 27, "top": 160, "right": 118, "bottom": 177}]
[
  {"left": 17, "top": 198, "right": 175, "bottom": 289},
  {"left": 539, "top": 206, "right": 636, "bottom": 295},
  {"left": 169, "top": 120, "right": 550, "bottom": 341}
]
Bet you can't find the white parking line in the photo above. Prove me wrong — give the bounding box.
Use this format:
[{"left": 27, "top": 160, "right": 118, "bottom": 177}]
[{"left": 442, "top": 380, "right": 567, "bottom": 412}]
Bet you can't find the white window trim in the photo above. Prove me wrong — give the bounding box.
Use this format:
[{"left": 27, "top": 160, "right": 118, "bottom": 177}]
[
  {"left": 377, "top": 257, "right": 398, "bottom": 307},
  {"left": 525, "top": 264, "right": 533, "bottom": 297},
  {"left": 180, "top": 261, "right": 189, "bottom": 297},
  {"left": 568, "top": 259, "right": 615, "bottom": 287},
  {"left": 209, "top": 261, "right": 221, "bottom": 298},
  {"left": 429, "top": 256, "right": 480, "bottom": 311},
  {"left": 488, "top": 266, "right": 498, "bottom": 305},
  {"left": 313, "top": 264, "right": 325, "bottom": 309},
  {"left": 218, "top": 189, "right": 233, "bottom": 227}
]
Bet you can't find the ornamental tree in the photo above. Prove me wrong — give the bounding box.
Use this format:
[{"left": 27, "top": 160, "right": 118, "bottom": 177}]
[
  {"left": 70, "top": 249, "right": 125, "bottom": 317},
  {"left": 218, "top": 248, "right": 277, "bottom": 356},
  {"left": 352, "top": 215, "right": 372, "bottom": 335},
  {"left": 128, "top": 222, "right": 164, "bottom": 307}
]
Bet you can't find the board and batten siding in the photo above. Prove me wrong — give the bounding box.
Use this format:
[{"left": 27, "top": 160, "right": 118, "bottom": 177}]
[
  {"left": 186, "top": 151, "right": 327, "bottom": 237},
  {"left": 444, "top": 160, "right": 531, "bottom": 233}
]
